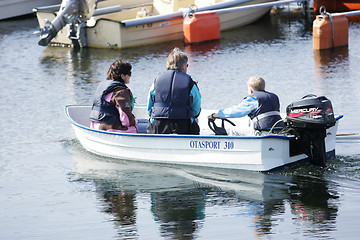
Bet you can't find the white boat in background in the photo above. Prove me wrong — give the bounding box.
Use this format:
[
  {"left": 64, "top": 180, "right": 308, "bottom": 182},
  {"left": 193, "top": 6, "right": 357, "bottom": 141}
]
[
  {"left": 33, "top": 0, "right": 276, "bottom": 49},
  {"left": 0, "top": 0, "right": 60, "bottom": 20},
  {"left": 65, "top": 104, "right": 342, "bottom": 172}
]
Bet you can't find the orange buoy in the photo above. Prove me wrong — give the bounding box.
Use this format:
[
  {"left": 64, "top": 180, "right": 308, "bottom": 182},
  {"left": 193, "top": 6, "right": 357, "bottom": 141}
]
[
  {"left": 313, "top": 13, "right": 349, "bottom": 50},
  {"left": 183, "top": 11, "right": 220, "bottom": 44}
]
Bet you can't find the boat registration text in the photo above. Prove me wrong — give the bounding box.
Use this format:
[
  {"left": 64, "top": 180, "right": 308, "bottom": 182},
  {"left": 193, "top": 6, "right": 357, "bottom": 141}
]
[{"left": 189, "top": 140, "right": 234, "bottom": 149}]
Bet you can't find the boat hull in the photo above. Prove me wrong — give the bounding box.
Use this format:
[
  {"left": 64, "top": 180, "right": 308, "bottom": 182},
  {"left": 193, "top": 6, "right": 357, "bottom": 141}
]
[{"left": 66, "top": 105, "right": 341, "bottom": 172}]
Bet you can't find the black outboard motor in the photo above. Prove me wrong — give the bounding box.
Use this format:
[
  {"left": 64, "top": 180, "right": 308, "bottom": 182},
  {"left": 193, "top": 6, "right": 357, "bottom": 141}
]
[{"left": 285, "top": 94, "right": 336, "bottom": 166}]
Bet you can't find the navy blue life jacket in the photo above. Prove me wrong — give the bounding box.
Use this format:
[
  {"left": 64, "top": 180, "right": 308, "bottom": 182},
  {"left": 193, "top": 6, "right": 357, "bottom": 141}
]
[
  {"left": 151, "top": 70, "right": 195, "bottom": 119},
  {"left": 89, "top": 80, "right": 127, "bottom": 125},
  {"left": 248, "top": 90, "right": 284, "bottom": 131}
]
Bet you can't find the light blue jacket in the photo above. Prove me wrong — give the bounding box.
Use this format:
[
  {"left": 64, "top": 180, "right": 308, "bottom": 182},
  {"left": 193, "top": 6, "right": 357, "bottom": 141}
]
[{"left": 218, "top": 96, "right": 258, "bottom": 118}]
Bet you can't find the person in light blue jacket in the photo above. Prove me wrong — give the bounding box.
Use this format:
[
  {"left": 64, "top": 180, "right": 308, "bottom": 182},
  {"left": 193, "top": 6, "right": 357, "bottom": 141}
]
[
  {"left": 209, "top": 76, "right": 284, "bottom": 135},
  {"left": 147, "top": 48, "right": 201, "bottom": 134}
]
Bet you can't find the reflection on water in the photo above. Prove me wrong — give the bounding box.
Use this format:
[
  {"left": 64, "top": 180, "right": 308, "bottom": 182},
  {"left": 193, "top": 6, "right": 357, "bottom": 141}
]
[
  {"left": 102, "top": 190, "right": 138, "bottom": 239},
  {"left": 0, "top": 17, "right": 38, "bottom": 36},
  {"left": 185, "top": 40, "right": 221, "bottom": 59},
  {"left": 314, "top": 46, "right": 350, "bottom": 79},
  {"left": 288, "top": 175, "right": 339, "bottom": 227},
  {"left": 151, "top": 189, "right": 206, "bottom": 239},
  {"left": 67, "top": 141, "right": 341, "bottom": 239}
]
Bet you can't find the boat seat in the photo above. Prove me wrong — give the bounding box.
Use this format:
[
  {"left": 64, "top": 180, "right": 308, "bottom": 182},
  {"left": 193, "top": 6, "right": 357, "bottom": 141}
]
[{"left": 137, "top": 118, "right": 149, "bottom": 133}]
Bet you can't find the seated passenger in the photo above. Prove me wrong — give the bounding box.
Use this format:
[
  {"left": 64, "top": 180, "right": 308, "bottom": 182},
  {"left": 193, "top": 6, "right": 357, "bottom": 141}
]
[
  {"left": 208, "top": 76, "right": 284, "bottom": 136},
  {"left": 146, "top": 48, "right": 201, "bottom": 134},
  {"left": 90, "top": 60, "right": 138, "bottom": 133}
]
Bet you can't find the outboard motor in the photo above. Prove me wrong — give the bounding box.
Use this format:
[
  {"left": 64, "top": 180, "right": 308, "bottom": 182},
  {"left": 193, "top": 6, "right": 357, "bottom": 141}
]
[
  {"left": 285, "top": 94, "right": 336, "bottom": 166},
  {"left": 38, "top": 0, "right": 97, "bottom": 48}
]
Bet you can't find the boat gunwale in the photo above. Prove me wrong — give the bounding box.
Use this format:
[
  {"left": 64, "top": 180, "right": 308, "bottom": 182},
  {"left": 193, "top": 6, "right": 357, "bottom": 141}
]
[
  {"left": 65, "top": 105, "right": 301, "bottom": 140},
  {"left": 33, "top": 4, "right": 60, "bottom": 13},
  {"left": 119, "top": 0, "right": 260, "bottom": 28}
]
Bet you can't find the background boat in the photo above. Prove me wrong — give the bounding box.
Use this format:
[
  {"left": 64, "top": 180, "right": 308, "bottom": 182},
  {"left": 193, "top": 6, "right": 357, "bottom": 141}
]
[
  {"left": 313, "top": 0, "right": 360, "bottom": 21},
  {"left": 314, "top": 0, "right": 360, "bottom": 13},
  {"left": 0, "top": 0, "right": 60, "bottom": 20},
  {"left": 34, "top": 0, "right": 276, "bottom": 49}
]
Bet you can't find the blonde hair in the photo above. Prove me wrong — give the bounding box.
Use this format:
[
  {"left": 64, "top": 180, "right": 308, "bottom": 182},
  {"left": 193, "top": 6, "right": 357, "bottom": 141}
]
[
  {"left": 166, "top": 48, "right": 188, "bottom": 71},
  {"left": 247, "top": 76, "right": 265, "bottom": 91}
]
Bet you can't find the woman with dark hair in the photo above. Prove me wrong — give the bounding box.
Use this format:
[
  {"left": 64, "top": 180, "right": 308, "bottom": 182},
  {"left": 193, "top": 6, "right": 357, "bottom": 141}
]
[{"left": 90, "top": 60, "right": 138, "bottom": 133}]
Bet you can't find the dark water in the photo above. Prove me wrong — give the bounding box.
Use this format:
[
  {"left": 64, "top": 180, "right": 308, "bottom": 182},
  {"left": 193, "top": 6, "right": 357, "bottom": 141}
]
[{"left": 1, "top": 6, "right": 360, "bottom": 240}]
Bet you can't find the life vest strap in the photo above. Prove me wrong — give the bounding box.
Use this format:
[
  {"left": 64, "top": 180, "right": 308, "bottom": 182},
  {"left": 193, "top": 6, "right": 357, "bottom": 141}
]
[{"left": 252, "top": 111, "right": 281, "bottom": 122}]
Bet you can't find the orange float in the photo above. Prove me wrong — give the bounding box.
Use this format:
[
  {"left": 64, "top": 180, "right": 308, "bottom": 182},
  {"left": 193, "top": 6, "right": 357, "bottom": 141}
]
[
  {"left": 183, "top": 11, "right": 220, "bottom": 44},
  {"left": 313, "top": 13, "right": 349, "bottom": 50}
]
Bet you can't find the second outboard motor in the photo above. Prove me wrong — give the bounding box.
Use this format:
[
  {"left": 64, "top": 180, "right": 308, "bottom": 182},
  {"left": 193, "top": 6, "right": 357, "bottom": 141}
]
[
  {"left": 285, "top": 94, "right": 335, "bottom": 166},
  {"left": 38, "top": 0, "right": 97, "bottom": 47}
]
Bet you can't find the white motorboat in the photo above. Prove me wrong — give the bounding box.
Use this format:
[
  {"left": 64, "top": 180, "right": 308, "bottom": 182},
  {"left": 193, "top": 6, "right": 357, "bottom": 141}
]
[
  {"left": 0, "top": 0, "right": 60, "bottom": 20},
  {"left": 65, "top": 99, "right": 342, "bottom": 172},
  {"left": 33, "top": 0, "right": 278, "bottom": 49}
]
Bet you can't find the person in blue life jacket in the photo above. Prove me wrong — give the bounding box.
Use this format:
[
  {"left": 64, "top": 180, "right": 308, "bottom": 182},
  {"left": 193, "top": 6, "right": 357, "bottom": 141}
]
[
  {"left": 90, "top": 60, "right": 138, "bottom": 133},
  {"left": 147, "top": 48, "right": 201, "bottom": 134},
  {"left": 208, "top": 76, "right": 284, "bottom": 136}
]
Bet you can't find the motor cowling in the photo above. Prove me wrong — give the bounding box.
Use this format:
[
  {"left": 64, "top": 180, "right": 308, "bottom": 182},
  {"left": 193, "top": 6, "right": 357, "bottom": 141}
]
[
  {"left": 286, "top": 94, "right": 335, "bottom": 129},
  {"left": 285, "top": 95, "right": 335, "bottom": 167}
]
